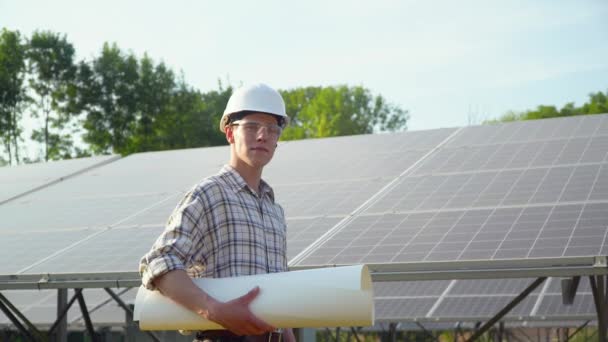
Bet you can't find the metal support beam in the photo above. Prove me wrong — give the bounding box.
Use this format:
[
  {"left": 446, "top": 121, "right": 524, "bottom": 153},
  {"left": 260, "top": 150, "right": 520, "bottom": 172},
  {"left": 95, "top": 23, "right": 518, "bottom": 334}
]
[
  {"left": 0, "top": 297, "right": 37, "bottom": 342},
  {"left": 349, "top": 327, "right": 362, "bottom": 342},
  {"left": 75, "top": 289, "right": 98, "bottom": 342},
  {"left": 0, "top": 291, "right": 44, "bottom": 341},
  {"left": 103, "top": 288, "right": 133, "bottom": 313},
  {"left": 589, "top": 275, "right": 607, "bottom": 342},
  {"left": 561, "top": 276, "right": 580, "bottom": 305},
  {"left": 105, "top": 289, "right": 161, "bottom": 342},
  {"left": 48, "top": 288, "right": 81, "bottom": 336},
  {"left": 55, "top": 289, "right": 68, "bottom": 342},
  {"left": 466, "top": 277, "right": 547, "bottom": 342},
  {"left": 415, "top": 322, "right": 436, "bottom": 341}
]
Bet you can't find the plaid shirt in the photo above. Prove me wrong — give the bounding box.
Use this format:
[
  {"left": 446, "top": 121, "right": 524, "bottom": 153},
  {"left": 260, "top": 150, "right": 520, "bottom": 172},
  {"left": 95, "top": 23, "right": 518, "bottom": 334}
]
[{"left": 140, "top": 165, "right": 288, "bottom": 290}]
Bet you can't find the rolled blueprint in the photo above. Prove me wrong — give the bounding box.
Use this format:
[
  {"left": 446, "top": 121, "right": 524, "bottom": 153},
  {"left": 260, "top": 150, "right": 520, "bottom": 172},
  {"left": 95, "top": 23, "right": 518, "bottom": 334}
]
[{"left": 134, "top": 264, "right": 374, "bottom": 330}]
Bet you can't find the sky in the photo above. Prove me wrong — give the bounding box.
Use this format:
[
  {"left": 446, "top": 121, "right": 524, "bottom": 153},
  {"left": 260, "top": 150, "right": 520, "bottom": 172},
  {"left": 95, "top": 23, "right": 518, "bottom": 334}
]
[{"left": 1, "top": 0, "right": 607, "bottom": 133}]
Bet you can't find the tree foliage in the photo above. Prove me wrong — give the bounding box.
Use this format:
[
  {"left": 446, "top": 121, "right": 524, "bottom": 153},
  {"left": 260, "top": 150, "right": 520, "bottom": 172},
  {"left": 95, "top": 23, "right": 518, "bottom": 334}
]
[
  {"left": 1, "top": 29, "right": 410, "bottom": 164},
  {"left": 0, "top": 29, "right": 27, "bottom": 165},
  {"left": 281, "top": 85, "right": 408, "bottom": 140},
  {"left": 27, "top": 30, "right": 79, "bottom": 161},
  {"left": 78, "top": 43, "right": 139, "bottom": 155},
  {"left": 486, "top": 90, "right": 608, "bottom": 124}
]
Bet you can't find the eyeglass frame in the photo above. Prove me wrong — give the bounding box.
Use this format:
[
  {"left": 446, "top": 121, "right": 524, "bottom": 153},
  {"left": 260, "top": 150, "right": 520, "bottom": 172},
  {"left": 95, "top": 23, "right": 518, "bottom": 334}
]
[{"left": 229, "top": 120, "right": 284, "bottom": 138}]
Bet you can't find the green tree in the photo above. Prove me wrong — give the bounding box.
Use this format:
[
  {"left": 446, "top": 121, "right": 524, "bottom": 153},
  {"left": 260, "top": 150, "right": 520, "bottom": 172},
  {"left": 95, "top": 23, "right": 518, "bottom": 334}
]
[
  {"left": 27, "top": 30, "right": 79, "bottom": 161},
  {"left": 487, "top": 89, "right": 608, "bottom": 123},
  {"left": 0, "top": 29, "right": 27, "bottom": 165},
  {"left": 79, "top": 43, "right": 139, "bottom": 154},
  {"left": 280, "top": 85, "right": 408, "bottom": 140},
  {"left": 126, "top": 54, "right": 175, "bottom": 153},
  {"left": 154, "top": 79, "right": 230, "bottom": 150},
  {"left": 580, "top": 91, "right": 608, "bottom": 114}
]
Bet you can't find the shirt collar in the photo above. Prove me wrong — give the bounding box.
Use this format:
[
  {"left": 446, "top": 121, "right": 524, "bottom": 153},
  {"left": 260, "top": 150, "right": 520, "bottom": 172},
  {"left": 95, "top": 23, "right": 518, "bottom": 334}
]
[{"left": 219, "top": 165, "right": 275, "bottom": 201}]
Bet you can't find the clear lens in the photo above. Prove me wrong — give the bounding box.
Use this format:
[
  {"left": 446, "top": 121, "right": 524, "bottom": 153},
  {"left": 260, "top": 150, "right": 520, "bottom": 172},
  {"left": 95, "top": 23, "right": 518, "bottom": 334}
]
[{"left": 233, "top": 121, "right": 282, "bottom": 137}]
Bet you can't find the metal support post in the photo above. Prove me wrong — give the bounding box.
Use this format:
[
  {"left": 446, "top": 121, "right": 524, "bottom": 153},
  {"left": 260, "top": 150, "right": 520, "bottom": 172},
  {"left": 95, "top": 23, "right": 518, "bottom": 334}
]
[
  {"left": 104, "top": 288, "right": 162, "bottom": 342},
  {"left": 466, "top": 277, "right": 546, "bottom": 342},
  {"left": 388, "top": 322, "right": 396, "bottom": 342},
  {"left": 55, "top": 289, "right": 68, "bottom": 342},
  {"left": 561, "top": 276, "right": 580, "bottom": 305},
  {"left": 495, "top": 321, "right": 504, "bottom": 342},
  {"left": 589, "top": 275, "right": 607, "bottom": 342},
  {"left": 75, "top": 289, "right": 98, "bottom": 342},
  {"left": 48, "top": 288, "right": 81, "bottom": 336}
]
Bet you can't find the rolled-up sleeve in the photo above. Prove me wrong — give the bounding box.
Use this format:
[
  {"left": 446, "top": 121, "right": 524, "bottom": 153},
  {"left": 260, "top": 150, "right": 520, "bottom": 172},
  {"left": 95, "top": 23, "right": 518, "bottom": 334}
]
[{"left": 139, "top": 190, "right": 206, "bottom": 290}]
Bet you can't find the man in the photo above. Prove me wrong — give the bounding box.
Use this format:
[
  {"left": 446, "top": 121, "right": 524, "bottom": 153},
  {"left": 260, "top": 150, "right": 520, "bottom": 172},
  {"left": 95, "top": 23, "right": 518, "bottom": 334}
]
[{"left": 139, "top": 83, "right": 295, "bottom": 342}]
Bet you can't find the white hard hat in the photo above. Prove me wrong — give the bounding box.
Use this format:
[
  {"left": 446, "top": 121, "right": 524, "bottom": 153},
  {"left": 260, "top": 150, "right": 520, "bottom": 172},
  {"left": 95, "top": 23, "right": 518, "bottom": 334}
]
[{"left": 219, "top": 83, "right": 289, "bottom": 132}]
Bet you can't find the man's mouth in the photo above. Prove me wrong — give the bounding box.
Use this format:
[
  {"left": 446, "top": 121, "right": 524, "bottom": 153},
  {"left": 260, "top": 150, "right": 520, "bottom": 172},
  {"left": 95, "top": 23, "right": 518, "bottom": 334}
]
[{"left": 251, "top": 147, "right": 269, "bottom": 152}]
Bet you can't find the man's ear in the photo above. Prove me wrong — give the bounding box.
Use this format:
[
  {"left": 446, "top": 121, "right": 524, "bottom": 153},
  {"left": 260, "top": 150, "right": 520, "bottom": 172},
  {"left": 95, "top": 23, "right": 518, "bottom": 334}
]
[{"left": 225, "top": 126, "right": 235, "bottom": 144}]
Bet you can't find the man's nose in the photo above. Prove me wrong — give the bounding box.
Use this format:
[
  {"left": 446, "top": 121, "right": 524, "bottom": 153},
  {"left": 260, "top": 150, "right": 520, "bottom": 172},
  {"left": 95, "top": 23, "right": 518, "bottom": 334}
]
[{"left": 256, "top": 127, "right": 268, "bottom": 141}]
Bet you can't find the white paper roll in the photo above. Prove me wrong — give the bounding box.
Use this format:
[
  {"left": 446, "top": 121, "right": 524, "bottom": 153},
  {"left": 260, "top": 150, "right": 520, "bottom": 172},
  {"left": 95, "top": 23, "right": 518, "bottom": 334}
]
[{"left": 134, "top": 264, "right": 374, "bottom": 330}]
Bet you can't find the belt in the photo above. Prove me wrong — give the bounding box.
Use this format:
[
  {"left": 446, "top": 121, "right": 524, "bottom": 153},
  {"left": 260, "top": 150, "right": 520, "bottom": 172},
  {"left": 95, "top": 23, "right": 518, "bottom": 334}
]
[{"left": 195, "top": 330, "right": 282, "bottom": 342}]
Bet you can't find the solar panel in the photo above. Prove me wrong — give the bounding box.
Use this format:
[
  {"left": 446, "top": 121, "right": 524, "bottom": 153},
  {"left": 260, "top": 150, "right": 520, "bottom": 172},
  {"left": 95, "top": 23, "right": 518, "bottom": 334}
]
[
  {"left": 446, "top": 114, "right": 606, "bottom": 147},
  {"left": 297, "top": 202, "right": 608, "bottom": 265},
  {"left": 0, "top": 193, "right": 173, "bottom": 234},
  {"left": 0, "top": 155, "right": 118, "bottom": 203},
  {"left": 1, "top": 115, "right": 607, "bottom": 327},
  {"left": 22, "top": 226, "right": 165, "bottom": 274},
  {"left": 432, "top": 295, "right": 538, "bottom": 319},
  {"left": 286, "top": 115, "right": 608, "bottom": 324},
  {"left": 0, "top": 230, "right": 98, "bottom": 274},
  {"left": 286, "top": 217, "right": 344, "bottom": 259},
  {"left": 375, "top": 298, "right": 437, "bottom": 320}
]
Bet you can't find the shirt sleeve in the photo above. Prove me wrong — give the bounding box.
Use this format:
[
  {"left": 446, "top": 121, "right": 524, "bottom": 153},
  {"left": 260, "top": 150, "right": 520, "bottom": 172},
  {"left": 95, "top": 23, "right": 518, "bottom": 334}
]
[{"left": 139, "top": 190, "right": 206, "bottom": 290}]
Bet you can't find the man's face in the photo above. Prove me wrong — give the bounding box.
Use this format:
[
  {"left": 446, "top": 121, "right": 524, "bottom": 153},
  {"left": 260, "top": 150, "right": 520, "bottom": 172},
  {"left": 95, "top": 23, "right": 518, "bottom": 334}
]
[{"left": 226, "top": 113, "right": 282, "bottom": 169}]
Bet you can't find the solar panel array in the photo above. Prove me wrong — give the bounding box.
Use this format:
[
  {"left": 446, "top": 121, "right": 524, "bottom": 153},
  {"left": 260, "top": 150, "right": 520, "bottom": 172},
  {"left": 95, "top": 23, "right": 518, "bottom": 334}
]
[
  {"left": 295, "top": 114, "right": 608, "bottom": 266},
  {"left": 1, "top": 114, "right": 607, "bottom": 327},
  {"left": 291, "top": 114, "right": 608, "bottom": 323}
]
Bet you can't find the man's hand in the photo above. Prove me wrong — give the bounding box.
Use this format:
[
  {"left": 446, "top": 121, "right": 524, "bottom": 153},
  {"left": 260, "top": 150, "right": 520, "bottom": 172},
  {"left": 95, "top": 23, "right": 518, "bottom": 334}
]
[
  {"left": 205, "top": 286, "right": 276, "bottom": 336},
  {"left": 153, "top": 271, "right": 276, "bottom": 336}
]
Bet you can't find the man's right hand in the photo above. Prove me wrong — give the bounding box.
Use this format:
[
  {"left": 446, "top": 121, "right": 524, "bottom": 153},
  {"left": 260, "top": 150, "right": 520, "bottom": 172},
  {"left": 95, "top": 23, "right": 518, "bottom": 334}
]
[
  {"left": 154, "top": 270, "right": 275, "bottom": 336},
  {"left": 204, "top": 286, "right": 276, "bottom": 336}
]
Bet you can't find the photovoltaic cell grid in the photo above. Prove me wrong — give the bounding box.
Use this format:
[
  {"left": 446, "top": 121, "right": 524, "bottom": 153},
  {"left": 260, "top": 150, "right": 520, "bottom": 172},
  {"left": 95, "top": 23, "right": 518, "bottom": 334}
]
[
  {"left": 2, "top": 115, "right": 608, "bottom": 326},
  {"left": 0, "top": 230, "right": 98, "bottom": 274},
  {"left": 297, "top": 114, "right": 608, "bottom": 266},
  {"left": 275, "top": 179, "right": 391, "bottom": 218},
  {"left": 446, "top": 114, "right": 608, "bottom": 147},
  {"left": 269, "top": 128, "right": 456, "bottom": 183},
  {"left": 0, "top": 155, "right": 117, "bottom": 203},
  {"left": 0, "top": 128, "right": 457, "bottom": 277},
  {"left": 298, "top": 201, "right": 608, "bottom": 265},
  {"left": 286, "top": 217, "right": 344, "bottom": 259},
  {"left": 23, "top": 226, "right": 165, "bottom": 274},
  {"left": 373, "top": 277, "right": 598, "bottom": 322},
  {"left": 0, "top": 128, "right": 461, "bottom": 327}
]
